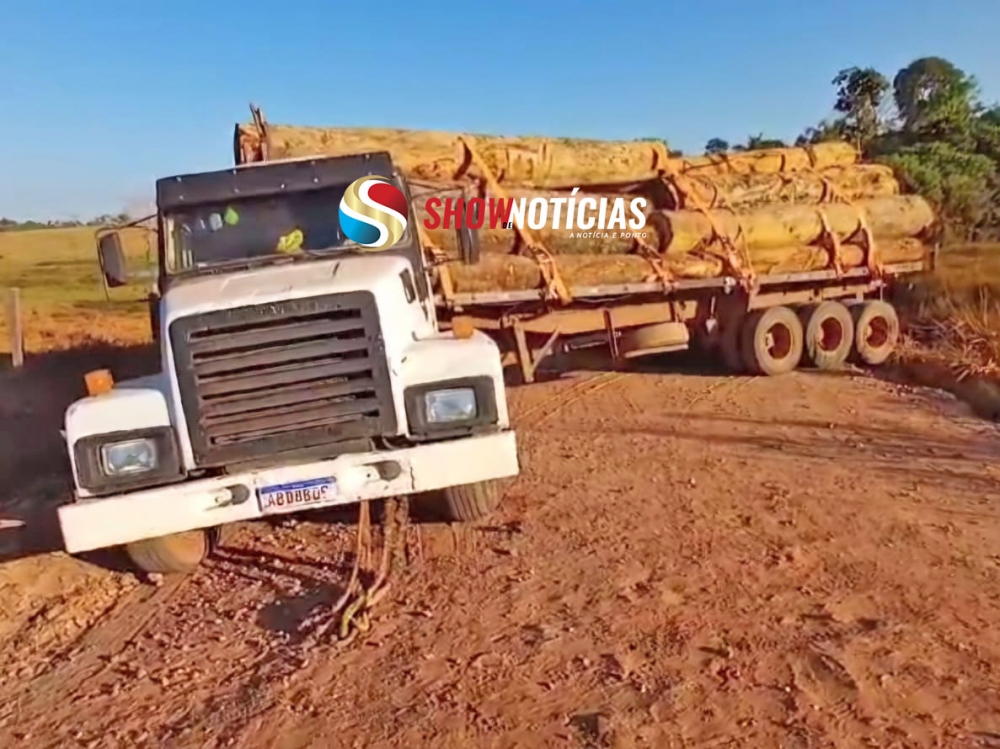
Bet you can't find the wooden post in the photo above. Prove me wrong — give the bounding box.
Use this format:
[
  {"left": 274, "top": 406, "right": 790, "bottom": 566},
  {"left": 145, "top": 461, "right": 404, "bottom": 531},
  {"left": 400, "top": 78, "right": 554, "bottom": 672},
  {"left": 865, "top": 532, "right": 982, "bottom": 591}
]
[{"left": 5, "top": 288, "right": 23, "bottom": 368}]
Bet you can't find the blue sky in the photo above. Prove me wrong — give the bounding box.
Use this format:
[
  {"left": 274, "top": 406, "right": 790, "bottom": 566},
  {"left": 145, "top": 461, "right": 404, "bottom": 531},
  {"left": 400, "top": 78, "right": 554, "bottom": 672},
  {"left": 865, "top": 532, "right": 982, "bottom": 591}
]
[{"left": 2, "top": 0, "right": 999, "bottom": 220}]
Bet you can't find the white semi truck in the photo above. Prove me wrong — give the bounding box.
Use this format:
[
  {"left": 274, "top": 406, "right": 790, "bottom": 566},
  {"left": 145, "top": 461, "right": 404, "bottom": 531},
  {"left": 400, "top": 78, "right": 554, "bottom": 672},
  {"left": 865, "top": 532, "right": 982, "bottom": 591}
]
[{"left": 57, "top": 151, "right": 519, "bottom": 573}]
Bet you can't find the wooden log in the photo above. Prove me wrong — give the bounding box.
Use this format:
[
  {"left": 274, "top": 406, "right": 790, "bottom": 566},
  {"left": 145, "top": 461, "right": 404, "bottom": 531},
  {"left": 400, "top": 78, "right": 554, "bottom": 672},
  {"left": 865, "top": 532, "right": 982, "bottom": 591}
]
[
  {"left": 745, "top": 237, "right": 926, "bottom": 275},
  {"left": 440, "top": 238, "right": 927, "bottom": 294},
  {"left": 234, "top": 122, "right": 670, "bottom": 188},
  {"left": 441, "top": 254, "right": 723, "bottom": 293},
  {"left": 649, "top": 195, "right": 935, "bottom": 255},
  {"left": 5, "top": 288, "right": 23, "bottom": 368},
  {"left": 664, "top": 164, "right": 900, "bottom": 210},
  {"left": 666, "top": 142, "right": 858, "bottom": 177}
]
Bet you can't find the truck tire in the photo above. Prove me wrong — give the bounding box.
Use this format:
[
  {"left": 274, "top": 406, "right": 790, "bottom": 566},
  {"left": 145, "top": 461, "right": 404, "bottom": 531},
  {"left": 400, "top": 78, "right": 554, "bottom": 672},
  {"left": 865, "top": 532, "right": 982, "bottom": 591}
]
[
  {"left": 798, "top": 301, "right": 854, "bottom": 370},
  {"left": 125, "top": 529, "right": 210, "bottom": 575},
  {"left": 739, "top": 306, "right": 803, "bottom": 376},
  {"left": 850, "top": 300, "right": 899, "bottom": 365},
  {"left": 440, "top": 481, "right": 501, "bottom": 522}
]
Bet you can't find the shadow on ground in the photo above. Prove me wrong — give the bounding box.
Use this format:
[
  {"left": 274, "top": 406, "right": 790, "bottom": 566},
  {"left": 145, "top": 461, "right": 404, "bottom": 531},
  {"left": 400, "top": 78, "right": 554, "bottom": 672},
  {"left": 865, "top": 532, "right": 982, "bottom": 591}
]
[{"left": 0, "top": 340, "right": 158, "bottom": 563}]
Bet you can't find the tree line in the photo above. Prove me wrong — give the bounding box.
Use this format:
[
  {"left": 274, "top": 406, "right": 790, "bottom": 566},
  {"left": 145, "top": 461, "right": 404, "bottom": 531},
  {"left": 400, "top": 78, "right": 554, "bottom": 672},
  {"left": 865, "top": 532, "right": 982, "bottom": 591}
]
[
  {"left": 704, "top": 57, "right": 1000, "bottom": 239},
  {"left": 0, "top": 214, "right": 132, "bottom": 232}
]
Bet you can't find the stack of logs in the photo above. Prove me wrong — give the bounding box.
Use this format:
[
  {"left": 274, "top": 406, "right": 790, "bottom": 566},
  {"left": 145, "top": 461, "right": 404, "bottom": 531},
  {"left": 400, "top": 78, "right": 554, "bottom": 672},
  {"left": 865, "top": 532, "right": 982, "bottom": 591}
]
[{"left": 235, "top": 116, "right": 936, "bottom": 296}]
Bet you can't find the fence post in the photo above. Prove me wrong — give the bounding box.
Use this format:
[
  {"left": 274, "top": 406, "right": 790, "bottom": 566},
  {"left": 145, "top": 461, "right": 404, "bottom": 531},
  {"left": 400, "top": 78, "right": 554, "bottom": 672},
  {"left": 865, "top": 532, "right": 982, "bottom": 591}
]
[{"left": 5, "top": 288, "right": 23, "bottom": 368}]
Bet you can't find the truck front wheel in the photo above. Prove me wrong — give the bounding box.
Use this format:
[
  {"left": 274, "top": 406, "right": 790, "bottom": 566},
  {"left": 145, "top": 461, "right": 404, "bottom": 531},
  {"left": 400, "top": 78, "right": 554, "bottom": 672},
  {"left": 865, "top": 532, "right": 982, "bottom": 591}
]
[
  {"left": 125, "top": 529, "right": 210, "bottom": 575},
  {"left": 421, "top": 481, "right": 502, "bottom": 523}
]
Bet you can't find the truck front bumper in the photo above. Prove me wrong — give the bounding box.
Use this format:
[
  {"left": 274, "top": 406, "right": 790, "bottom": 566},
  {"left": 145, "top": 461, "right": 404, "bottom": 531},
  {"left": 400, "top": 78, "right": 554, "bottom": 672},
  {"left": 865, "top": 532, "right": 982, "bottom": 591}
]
[{"left": 58, "top": 431, "right": 518, "bottom": 554}]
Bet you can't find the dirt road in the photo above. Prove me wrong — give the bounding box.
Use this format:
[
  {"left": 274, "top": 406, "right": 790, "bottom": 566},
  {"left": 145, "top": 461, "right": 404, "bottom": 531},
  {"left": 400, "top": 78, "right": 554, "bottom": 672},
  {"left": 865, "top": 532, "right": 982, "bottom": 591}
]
[{"left": 2, "top": 361, "right": 1000, "bottom": 748}]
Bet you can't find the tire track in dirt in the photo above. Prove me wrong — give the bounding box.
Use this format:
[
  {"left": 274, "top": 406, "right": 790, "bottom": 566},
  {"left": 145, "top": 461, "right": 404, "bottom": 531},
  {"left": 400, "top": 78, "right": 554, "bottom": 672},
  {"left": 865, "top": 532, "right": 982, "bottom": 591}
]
[{"left": 0, "top": 574, "right": 190, "bottom": 730}]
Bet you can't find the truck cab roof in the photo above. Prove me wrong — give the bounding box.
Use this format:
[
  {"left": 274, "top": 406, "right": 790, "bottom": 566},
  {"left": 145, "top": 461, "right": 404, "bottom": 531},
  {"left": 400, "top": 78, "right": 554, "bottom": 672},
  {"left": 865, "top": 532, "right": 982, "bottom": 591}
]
[{"left": 155, "top": 151, "right": 398, "bottom": 213}]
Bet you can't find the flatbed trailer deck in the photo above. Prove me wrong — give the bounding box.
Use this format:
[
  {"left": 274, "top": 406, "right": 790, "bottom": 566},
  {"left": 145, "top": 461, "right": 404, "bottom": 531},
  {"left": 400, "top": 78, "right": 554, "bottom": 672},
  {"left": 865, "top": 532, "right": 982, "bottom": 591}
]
[{"left": 436, "top": 256, "right": 933, "bottom": 382}]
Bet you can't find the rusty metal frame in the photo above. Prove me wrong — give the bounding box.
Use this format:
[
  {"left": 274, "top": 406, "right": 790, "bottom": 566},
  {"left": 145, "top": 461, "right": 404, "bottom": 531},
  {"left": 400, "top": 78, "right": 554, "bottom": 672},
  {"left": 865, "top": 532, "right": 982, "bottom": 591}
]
[
  {"left": 508, "top": 322, "right": 563, "bottom": 383},
  {"left": 603, "top": 310, "right": 621, "bottom": 361},
  {"left": 442, "top": 254, "right": 926, "bottom": 380}
]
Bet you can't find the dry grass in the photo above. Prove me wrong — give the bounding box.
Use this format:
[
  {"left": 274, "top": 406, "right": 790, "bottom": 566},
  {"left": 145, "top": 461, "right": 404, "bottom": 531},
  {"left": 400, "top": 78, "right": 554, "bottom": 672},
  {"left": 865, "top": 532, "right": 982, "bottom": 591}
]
[
  {"left": 894, "top": 243, "right": 1000, "bottom": 380},
  {"left": 0, "top": 227, "right": 153, "bottom": 356}
]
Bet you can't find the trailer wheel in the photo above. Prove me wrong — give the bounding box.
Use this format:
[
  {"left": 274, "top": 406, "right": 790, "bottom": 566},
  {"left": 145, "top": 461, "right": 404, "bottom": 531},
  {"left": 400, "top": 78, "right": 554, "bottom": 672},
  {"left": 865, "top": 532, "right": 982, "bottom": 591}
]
[
  {"left": 798, "top": 301, "right": 854, "bottom": 370},
  {"left": 125, "top": 529, "right": 209, "bottom": 575},
  {"left": 740, "top": 306, "right": 803, "bottom": 376},
  {"left": 440, "top": 481, "right": 501, "bottom": 522},
  {"left": 850, "top": 300, "right": 899, "bottom": 365}
]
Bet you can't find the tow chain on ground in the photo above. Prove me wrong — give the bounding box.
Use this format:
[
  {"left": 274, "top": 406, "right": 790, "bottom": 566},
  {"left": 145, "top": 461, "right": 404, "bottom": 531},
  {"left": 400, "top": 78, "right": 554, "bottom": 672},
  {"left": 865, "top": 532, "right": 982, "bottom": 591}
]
[{"left": 300, "top": 495, "right": 410, "bottom": 647}]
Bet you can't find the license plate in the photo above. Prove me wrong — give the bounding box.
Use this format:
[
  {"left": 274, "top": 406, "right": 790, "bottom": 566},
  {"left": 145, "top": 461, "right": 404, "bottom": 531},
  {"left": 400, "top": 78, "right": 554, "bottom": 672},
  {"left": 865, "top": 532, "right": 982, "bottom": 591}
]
[{"left": 258, "top": 477, "right": 338, "bottom": 514}]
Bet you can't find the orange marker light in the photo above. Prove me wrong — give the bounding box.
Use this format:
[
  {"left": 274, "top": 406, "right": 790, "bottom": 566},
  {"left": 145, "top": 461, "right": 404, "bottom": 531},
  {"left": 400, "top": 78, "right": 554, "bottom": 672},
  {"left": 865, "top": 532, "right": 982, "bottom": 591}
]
[
  {"left": 452, "top": 317, "right": 476, "bottom": 340},
  {"left": 85, "top": 369, "right": 114, "bottom": 396}
]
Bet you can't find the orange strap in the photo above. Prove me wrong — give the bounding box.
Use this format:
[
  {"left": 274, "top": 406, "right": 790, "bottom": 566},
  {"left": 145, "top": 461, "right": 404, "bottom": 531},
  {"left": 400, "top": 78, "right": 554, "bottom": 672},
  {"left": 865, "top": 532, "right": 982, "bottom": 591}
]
[
  {"left": 632, "top": 233, "right": 675, "bottom": 290},
  {"left": 690, "top": 202, "right": 757, "bottom": 288},
  {"left": 810, "top": 169, "right": 882, "bottom": 276},
  {"left": 853, "top": 211, "right": 881, "bottom": 277},
  {"left": 456, "top": 135, "right": 571, "bottom": 303},
  {"left": 658, "top": 167, "right": 757, "bottom": 289},
  {"left": 816, "top": 209, "right": 845, "bottom": 277},
  {"left": 416, "top": 224, "right": 457, "bottom": 300}
]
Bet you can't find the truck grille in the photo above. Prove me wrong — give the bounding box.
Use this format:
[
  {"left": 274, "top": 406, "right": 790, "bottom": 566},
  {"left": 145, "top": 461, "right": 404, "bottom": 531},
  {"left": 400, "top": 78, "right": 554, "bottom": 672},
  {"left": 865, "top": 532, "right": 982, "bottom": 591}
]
[{"left": 170, "top": 292, "right": 396, "bottom": 467}]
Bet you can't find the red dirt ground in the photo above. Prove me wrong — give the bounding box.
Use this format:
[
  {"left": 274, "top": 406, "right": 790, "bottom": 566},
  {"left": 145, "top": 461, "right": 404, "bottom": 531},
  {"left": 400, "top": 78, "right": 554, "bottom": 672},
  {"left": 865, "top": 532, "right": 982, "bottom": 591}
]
[{"left": 2, "top": 358, "right": 1000, "bottom": 748}]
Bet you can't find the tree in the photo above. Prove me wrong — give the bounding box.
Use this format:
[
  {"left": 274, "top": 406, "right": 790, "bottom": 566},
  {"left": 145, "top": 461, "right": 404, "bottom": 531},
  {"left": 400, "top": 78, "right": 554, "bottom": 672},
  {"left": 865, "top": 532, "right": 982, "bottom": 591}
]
[
  {"left": 981, "top": 106, "right": 1000, "bottom": 125},
  {"left": 893, "top": 57, "right": 978, "bottom": 142},
  {"left": 796, "top": 119, "right": 847, "bottom": 146},
  {"left": 704, "top": 137, "right": 729, "bottom": 154},
  {"left": 879, "top": 141, "right": 995, "bottom": 236},
  {"left": 832, "top": 66, "right": 891, "bottom": 149},
  {"left": 732, "top": 133, "right": 786, "bottom": 151}
]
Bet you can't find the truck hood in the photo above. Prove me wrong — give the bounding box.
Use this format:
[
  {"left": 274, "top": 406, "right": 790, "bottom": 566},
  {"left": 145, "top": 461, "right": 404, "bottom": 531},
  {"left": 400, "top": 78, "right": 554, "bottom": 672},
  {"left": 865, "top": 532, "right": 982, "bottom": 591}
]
[{"left": 160, "top": 254, "right": 413, "bottom": 324}]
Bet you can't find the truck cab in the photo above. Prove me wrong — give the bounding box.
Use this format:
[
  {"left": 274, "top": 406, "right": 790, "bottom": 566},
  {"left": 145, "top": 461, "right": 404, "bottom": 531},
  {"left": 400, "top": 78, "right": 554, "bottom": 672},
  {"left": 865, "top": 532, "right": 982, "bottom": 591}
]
[{"left": 58, "top": 152, "right": 519, "bottom": 573}]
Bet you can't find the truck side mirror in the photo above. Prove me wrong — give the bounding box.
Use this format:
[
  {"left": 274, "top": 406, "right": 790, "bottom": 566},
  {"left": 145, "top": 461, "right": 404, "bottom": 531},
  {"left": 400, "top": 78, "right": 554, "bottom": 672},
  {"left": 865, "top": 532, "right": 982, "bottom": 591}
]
[
  {"left": 98, "top": 232, "right": 128, "bottom": 288},
  {"left": 457, "top": 189, "right": 481, "bottom": 264}
]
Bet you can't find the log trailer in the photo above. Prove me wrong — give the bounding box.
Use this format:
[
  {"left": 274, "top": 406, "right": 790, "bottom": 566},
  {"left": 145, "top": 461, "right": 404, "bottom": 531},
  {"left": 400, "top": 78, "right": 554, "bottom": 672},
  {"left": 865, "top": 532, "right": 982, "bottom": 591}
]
[
  {"left": 57, "top": 152, "right": 519, "bottom": 574},
  {"left": 233, "top": 111, "right": 935, "bottom": 384}
]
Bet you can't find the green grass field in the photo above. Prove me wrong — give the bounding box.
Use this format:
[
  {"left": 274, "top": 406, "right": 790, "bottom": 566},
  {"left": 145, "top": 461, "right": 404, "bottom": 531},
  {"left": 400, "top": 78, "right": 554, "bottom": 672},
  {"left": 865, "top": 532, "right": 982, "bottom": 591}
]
[{"left": 0, "top": 227, "right": 153, "bottom": 354}]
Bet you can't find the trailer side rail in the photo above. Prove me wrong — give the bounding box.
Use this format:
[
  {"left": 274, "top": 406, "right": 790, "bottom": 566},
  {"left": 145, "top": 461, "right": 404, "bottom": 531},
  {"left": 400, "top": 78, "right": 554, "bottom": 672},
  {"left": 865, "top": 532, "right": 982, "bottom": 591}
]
[{"left": 437, "top": 260, "right": 928, "bottom": 308}]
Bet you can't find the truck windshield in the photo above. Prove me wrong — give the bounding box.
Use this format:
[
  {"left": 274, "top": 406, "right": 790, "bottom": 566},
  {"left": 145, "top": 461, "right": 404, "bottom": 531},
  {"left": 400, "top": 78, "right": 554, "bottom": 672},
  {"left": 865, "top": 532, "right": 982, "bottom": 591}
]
[{"left": 165, "top": 185, "right": 354, "bottom": 273}]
